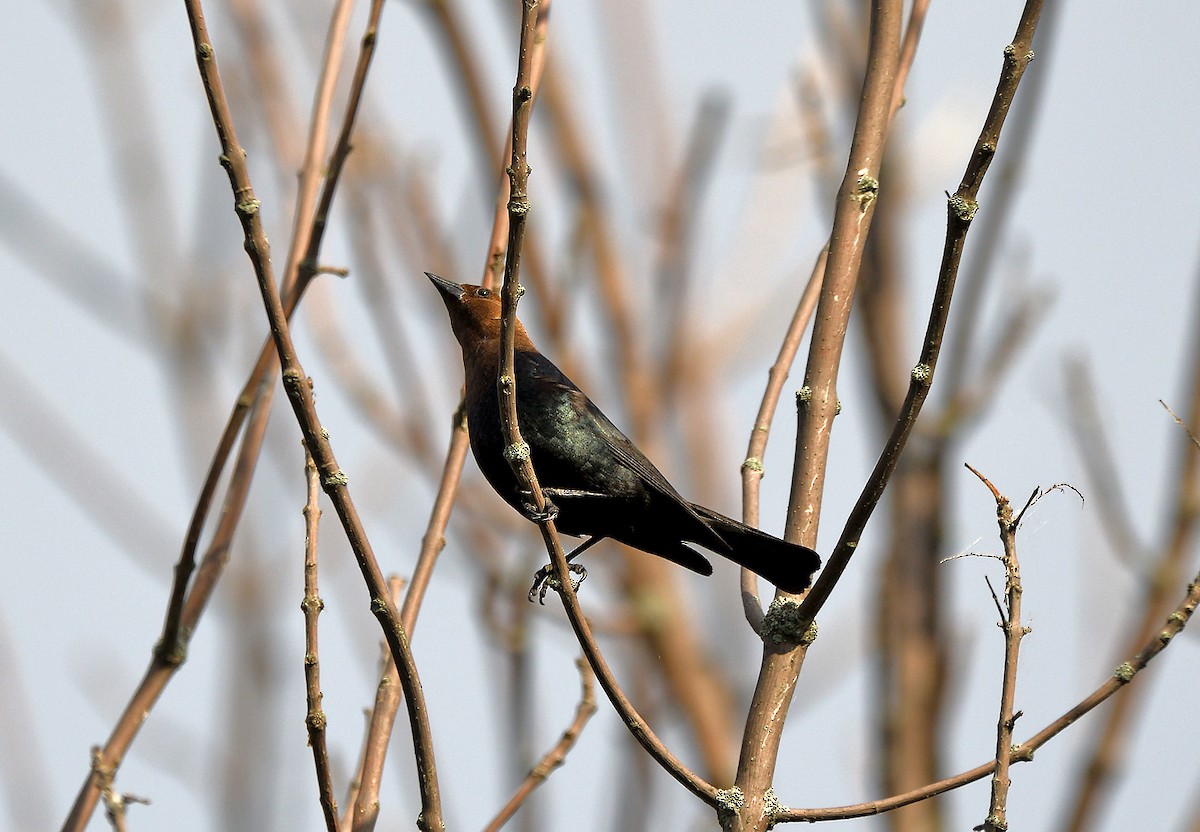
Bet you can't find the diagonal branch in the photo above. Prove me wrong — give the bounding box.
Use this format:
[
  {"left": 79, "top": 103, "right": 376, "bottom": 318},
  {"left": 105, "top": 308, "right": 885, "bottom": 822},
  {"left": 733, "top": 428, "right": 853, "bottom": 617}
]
[
  {"left": 482, "top": 658, "right": 597, "bottom": 832},
  {"left": 734, "top": 3, "right": 905, "bottom": 828},
  {"left": 796, "top": 0, "right": 1046, "bottom": 627},
  {"left": 777, "top": 562, "right": 1200, "bottom": 822},
  {"left": 493, "top": 0, "right": 718, "bottom": 807},
  {"left": 179, "top": 4, "right": 444, "bottom": 829}
]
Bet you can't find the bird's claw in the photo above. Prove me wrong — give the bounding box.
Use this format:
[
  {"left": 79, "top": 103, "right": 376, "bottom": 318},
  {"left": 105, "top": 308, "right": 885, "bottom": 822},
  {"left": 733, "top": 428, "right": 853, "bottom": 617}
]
[
  {"left": 528, "top": 562, "right": 587, "bottom": 604},
  {"left": 521, "top": 498, "right": 559, "bottom": 524}
]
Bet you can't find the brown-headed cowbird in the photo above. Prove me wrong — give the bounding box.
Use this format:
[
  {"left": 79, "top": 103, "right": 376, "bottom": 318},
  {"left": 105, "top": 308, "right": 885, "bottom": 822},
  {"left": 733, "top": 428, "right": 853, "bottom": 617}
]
[{"left": 428, "top": 272, "right": 821, "bottom": 596}]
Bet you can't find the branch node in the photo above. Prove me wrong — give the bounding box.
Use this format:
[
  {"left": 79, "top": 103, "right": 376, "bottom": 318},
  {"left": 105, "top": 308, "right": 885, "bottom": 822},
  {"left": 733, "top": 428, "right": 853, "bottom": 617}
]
[
  {"left": 715, "top": 787, "right": 745, "bottom": 813},
  {"left": 281, "top": 368, "right": 306, "bottom": 388},
  {"left": 741, "top": 457, "right": 764, "bottom": 474},
  {"left": 948, "top": 194, "right": 979, "bottom": 221},
  {"left": 764, "top": 787, "right": 788, "bottom": 820},
  {"left": 235, "top": 197, "right": 261, "bottom": 217},
  {"left": 503, "top": 441, "right": 531, "bottom": 463},
  {"left": 911, "top": 363, "right": 932, "bottom": 384},
  {"left": 853, "top": 172, "right": 879, "bottom": 211},
  {"left": 322, "top": 470, "right": 348, "bottom": 488},
  {"left": 153, "top": 632, "right": 189, "bottom": 667},
  {"left": 761, "top": 597, "right": 812, "bottom": 646},
  {"left": 1113, "top": 662, "right": 1135, "bottom": 682}
]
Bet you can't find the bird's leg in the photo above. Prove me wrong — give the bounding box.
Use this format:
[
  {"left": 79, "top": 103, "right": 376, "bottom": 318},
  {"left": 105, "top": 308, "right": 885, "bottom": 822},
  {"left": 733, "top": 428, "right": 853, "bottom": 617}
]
[
  {"left": 518, "top": 494, "right": 559, "bottom": 523},
  {"left": 521, "top": 486, "right": 610, "bottom": 524},
  {"left": 528, "top": 536, "right": 604, "bottom": 604}
]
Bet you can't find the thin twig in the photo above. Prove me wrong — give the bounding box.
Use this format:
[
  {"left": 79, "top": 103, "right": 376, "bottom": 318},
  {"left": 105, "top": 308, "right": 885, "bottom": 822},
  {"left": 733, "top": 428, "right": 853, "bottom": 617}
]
[
  {"left": 494, "top": 0, "right": 549, "bottom": 599},
  {"left": 278, "top": 0, "right": 355, "bottom": 299},
  {"left": 739, "top": 248, "right": 827, "bottom": 630},
  {"left": 483, "top": 658, "right": 598, "bottom": 832},
  {"left": 420, "top": 0, "right": 560, "bottom": 331},
  {"left": 302, "top": 452, "right": 338, "bottom": 832},
  {"left": 938, "top": 0, "right": 1062, "bottom": 407},
  {"left": 777, "top": 565, "right": 1200, "bottom": 822},
  {"left": 348, "top": 575, "right": 408, "bottom": 832},
  {"left": 887, "top": 0, "right": 932, "bottom": 125},
  {"left": 962, "top": 465, "right": 1028, "bottom": 832},
  {"left": 294, "top": 0, "right": 388, "bottom": 300}
]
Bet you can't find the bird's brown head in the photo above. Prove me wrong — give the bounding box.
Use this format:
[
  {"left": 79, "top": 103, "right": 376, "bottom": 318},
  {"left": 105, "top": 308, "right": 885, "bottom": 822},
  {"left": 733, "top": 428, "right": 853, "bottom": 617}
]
[{"left": 426, "top": 272, "right": 532, "bottom": 353}]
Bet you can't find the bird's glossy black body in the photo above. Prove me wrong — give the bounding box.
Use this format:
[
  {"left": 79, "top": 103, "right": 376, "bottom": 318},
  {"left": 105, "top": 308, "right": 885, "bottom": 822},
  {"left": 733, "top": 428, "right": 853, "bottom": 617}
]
[{"left": 429, "top": 273, "right": 821, "bottom": 593}]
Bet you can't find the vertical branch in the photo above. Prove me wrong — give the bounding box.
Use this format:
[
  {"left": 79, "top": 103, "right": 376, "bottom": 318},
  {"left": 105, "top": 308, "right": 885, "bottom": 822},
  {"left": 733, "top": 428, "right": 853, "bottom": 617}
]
[
  {"left": 302, "top": 452, "right": 338, "bottom": 832},
  {"left": 294, "top": 0, "right": 388, "bottom": 298},
  {"left": 784, "top": 0, "right": 902, "bottom": 551},
  {"left": 496, "top": 0, "right": 543, "bottom": 497},
  {"left": 490, "top": 2, "right": 717, "bottom": 805},
  {"left": 733, "top": 3, "right": 903, "bottom": 829},
  {"left": 277, "top": 0, "right": 355, "bottom": 299},
  {"left": 739, "top": 248, "right": 827, "bottom": 629},
  {"left": 349, "top": 575, "right": 408, "bottom": 832},
  {"left": 939, "top": 1, "right": 1062, "bottom": 406},
  {"left": 963, "top": 465, "right": 1030, "bottom": 832}
]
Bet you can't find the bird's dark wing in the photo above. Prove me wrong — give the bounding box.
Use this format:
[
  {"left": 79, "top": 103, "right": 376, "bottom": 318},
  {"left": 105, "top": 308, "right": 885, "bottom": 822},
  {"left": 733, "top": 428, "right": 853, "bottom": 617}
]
[
  {"left": 515, "top": 349, "right": 730, "bottom": 553},
  {"left": 514, "top": 351, "right": 674, "bottom": 491}
]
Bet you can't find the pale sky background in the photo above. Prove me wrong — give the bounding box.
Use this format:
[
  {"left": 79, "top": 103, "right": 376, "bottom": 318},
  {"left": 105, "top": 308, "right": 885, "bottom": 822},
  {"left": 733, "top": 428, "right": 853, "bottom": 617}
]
[{"left": 2, "top": 2, "right": 1199, "bottom": 831}]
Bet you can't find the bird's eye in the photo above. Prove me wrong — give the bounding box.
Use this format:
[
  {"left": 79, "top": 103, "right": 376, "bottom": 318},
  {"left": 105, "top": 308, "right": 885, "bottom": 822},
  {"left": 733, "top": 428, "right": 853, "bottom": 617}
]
[{"left": 476, "top": 288, "right": 491, "bottom": 298}]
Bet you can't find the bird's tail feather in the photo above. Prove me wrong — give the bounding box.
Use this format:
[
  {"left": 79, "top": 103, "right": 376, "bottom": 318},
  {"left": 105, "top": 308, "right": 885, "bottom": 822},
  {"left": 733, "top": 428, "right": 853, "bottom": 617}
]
[{"left": 688, "top": 504, "right": 821, "bottom": 593}]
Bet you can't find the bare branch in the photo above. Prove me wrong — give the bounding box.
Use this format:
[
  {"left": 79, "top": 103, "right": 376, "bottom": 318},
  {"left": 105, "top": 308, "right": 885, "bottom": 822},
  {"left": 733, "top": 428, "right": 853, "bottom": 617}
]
[
  {"left": 777, "top": 566, "right": 1200, "bottom": 822},
  {"left": 301, "top": 452, "right": 338, "bottom": 832},
  {"left": 482, "top": 658, "right": 598, "bottom": 832},
  {"left": 797, "top": 0, "right": 1046, "bottom": 627},
  {"left": 179, "top": 4, "right": 444, "bottom": 828},
  {"left": 740, "top": 248, "right": 827, "bottom": 630}
]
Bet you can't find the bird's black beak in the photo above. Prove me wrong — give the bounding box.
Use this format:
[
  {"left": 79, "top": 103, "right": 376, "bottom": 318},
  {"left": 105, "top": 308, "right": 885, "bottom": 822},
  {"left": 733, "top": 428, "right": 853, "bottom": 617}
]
[{"left": 426, "top": 272, "right": 466, "bottom": 301}]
